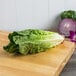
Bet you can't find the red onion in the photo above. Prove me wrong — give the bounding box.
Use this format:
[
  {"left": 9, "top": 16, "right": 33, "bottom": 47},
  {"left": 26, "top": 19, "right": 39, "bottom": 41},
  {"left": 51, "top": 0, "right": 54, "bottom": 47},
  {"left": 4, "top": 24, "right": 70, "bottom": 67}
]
[{"left": 59, "top": 18, "right": 76, "bottom": 37}]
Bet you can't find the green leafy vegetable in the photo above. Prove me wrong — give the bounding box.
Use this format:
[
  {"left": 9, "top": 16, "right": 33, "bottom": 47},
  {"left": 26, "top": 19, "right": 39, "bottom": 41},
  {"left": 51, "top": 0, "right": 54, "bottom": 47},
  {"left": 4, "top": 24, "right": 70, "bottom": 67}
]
[
  {"left": 61, "top": 10, "right": 76, "bottom": 20},
  {"left": 3, "top": 29, "right": 64, "bottom": 55}
]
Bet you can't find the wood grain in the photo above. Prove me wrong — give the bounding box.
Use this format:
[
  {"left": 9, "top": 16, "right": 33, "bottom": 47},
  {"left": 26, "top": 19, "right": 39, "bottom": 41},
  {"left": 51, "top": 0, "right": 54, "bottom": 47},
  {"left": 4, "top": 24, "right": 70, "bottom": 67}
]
[{"left": 0, "top": 31, "right": 75, "bottom": 76}]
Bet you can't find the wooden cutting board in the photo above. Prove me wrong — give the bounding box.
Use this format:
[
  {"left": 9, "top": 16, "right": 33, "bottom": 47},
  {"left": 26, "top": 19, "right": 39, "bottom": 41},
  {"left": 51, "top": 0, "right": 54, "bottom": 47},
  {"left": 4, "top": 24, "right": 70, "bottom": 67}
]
[{"left": 0, "top": 31, "right": 75, "bottom": 76}]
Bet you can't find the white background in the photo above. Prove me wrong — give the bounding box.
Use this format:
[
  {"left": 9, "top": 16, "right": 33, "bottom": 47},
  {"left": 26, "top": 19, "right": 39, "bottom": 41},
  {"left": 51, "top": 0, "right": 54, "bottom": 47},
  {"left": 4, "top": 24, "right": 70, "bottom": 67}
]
[{"left": 0, "top": 0, "right": 75, "bottom": 31}]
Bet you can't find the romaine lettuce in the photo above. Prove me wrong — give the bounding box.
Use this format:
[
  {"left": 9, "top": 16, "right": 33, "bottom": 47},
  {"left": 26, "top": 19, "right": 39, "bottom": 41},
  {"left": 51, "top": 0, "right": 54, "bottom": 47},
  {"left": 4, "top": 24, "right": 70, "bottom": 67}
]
[{"left": 3, "top": 29, "right": 64, "bottom": 55}]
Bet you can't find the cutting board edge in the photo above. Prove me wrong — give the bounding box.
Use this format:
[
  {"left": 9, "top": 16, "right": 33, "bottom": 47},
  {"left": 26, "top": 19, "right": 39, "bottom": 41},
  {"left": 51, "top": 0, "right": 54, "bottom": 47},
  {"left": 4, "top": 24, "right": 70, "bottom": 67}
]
[{"left": 55, "top": 43, "right": 75, "bottom": 76}]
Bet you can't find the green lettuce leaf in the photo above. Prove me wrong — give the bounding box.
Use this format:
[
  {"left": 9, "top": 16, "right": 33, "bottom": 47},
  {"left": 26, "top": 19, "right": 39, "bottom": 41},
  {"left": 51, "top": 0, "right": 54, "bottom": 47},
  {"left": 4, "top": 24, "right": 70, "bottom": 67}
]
[{"left": 3, "top": 29, "right": 64, "bottom": 55}]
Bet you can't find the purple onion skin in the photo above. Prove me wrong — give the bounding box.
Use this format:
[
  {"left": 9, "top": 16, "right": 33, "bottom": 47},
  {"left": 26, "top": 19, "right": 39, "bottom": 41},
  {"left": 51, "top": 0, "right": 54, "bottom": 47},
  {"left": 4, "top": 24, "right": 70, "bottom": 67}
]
[
  {"left": 59, "top": 18, "right": 76, "bottom": 37},
  {"left": 70, "top": 31, "right": 76, "bottom": 42}
]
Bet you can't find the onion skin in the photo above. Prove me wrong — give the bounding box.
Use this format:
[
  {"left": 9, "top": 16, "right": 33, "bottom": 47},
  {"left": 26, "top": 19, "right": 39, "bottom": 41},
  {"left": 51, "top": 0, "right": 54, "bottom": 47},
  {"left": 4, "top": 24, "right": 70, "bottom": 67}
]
[
  {"left": 59, "top": 18, "right": 76, "bottom": 37},
  {"left": 70, "top": 31, "right": 76, "bottom": 42}
]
